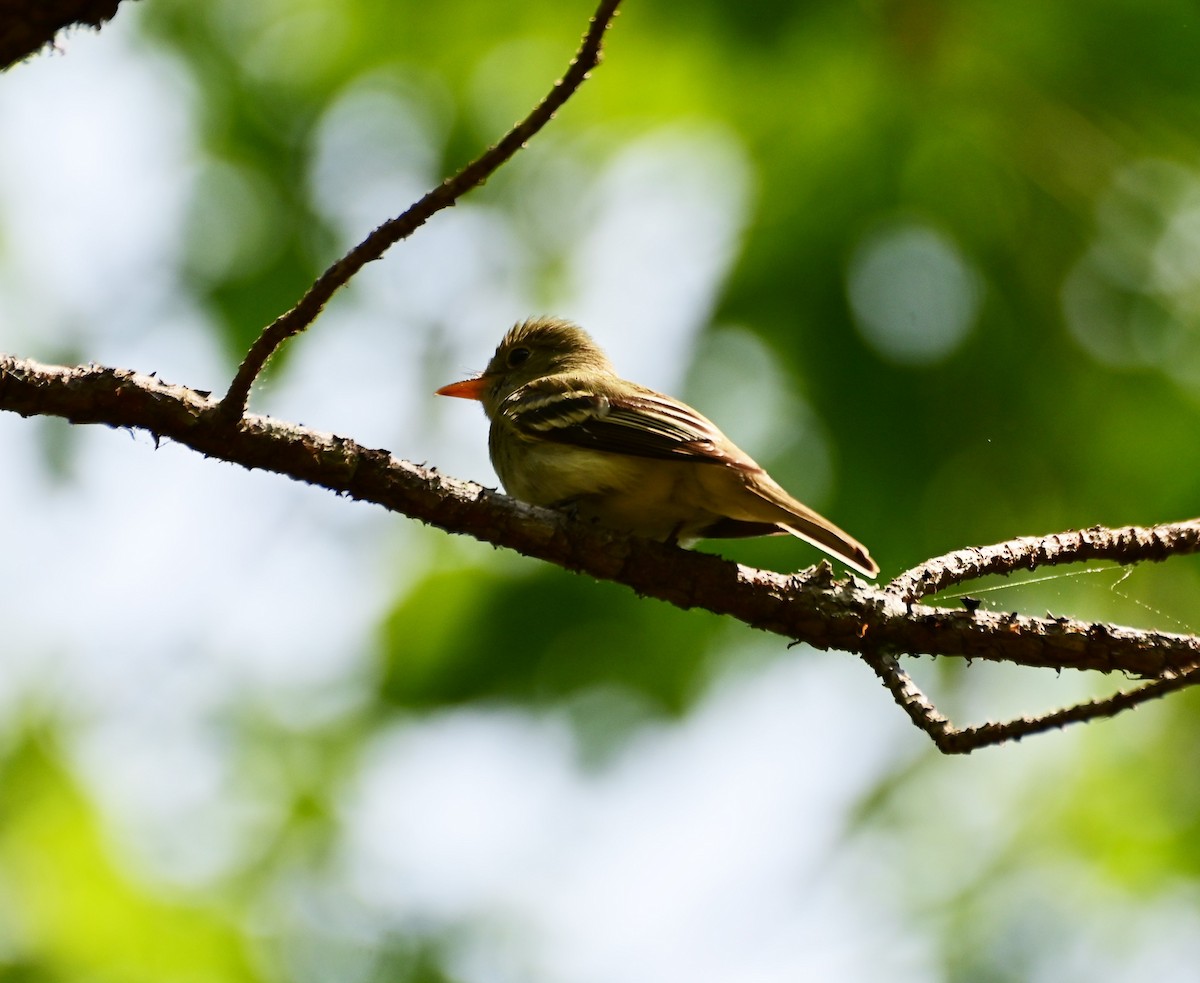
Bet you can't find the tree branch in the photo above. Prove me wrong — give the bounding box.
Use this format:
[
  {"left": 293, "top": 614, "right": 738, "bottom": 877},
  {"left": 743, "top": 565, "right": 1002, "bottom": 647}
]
[
  {"left": 888, "top": 523, "right": 1200, "bottom": 603},
  {"left": 0, "top": 0, "right": 125, "bottom": 70},
  {"left": 216, "top": 0, "right": 624, "bottom": 423},
  {"left": 5, "top": 353, "right": 1199, "bottom": 691},
  {"left": 862, "top": 648, "right": 1200, "bottom": 754}
]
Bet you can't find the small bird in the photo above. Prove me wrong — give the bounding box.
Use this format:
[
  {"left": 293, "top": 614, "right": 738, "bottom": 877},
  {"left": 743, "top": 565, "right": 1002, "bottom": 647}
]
[{"left": 436, "top": 317, "right": 879, "bottom": 578}]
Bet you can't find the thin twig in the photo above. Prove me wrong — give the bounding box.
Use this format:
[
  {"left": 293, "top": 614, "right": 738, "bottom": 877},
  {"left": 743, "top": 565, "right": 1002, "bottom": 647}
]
[
  {"left": 216, "top": 0, "right": 624, "bottom": 422},
  {"left": 936, "top": 667, "right": 1200, "bottom": 753},
  {"left": 942, "top": 666, "right": 1200, "bottom": 753},
  {"left": 887, "top": 520, "right": 1200, "bottom": 604},
  {"left": 861, "top": 650, "right": 956, "bottom": 744},
  {"left": 863, "top": 642, "right": 1200, "bottom": 754}
]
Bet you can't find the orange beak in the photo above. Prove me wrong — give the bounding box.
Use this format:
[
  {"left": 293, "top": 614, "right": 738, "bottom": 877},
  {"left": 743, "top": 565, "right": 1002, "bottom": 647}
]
[{"left": 435, "top": 375, "right": 489, "bottom": 400}]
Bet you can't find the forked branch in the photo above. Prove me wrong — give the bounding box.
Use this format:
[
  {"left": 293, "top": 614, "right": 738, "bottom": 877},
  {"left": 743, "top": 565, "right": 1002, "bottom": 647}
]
[
  {"left": 863, "top": 648, "right": 1200, "bottom": 753},
  {"left": 869, "top": 522, "right": 1200, "bottom": 751}
]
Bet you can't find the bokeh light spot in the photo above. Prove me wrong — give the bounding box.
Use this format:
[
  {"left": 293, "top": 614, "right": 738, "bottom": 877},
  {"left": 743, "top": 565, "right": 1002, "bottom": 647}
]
[{"left": 846, "top": 223, "right": 981, "bottom": 365}]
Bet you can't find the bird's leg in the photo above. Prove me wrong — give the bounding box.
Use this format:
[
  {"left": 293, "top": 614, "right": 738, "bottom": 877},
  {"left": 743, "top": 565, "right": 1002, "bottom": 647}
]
[{"left": 550, "top": 495, "right": 584, "bottom": 522}]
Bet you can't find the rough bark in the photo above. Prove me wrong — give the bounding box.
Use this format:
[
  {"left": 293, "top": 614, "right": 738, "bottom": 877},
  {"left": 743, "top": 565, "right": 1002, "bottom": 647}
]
[{"left": 4, "top": 353, "right": 1198, "bottom": 685}]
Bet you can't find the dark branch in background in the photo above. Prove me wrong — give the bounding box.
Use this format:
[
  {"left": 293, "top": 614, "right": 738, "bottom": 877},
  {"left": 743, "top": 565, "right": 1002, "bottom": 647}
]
[
  {"left": 217, "top": 0, "right": 624, "bottom": 422},
  {"left": 0, "top": 0, "right": 124, "bottom": 71},
  {"left": 4, "top": 355, "right": 1200, "bottom": 750}
]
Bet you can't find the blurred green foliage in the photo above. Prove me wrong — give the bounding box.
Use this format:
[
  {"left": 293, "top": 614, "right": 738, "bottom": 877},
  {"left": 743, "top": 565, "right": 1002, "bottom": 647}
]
[
  {"left": 0, "top": 738, "right": 253, "bottom": 981},
  {"left": 4, "top": 0, "right": 1200, "bottom": 979},
  {"left": 380, "top": 563, "right": 724, "bottom": 713}
]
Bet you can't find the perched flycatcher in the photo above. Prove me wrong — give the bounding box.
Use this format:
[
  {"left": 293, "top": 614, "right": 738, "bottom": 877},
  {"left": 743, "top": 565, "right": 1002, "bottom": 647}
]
[{"left": 436, "top": 316, "right": 878, "bottom": 578}]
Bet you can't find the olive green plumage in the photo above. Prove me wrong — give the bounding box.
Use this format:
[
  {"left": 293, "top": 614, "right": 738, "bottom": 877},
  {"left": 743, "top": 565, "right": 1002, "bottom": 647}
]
[{"left": 438, "top": 316, "right": 878, "bottom": 578}]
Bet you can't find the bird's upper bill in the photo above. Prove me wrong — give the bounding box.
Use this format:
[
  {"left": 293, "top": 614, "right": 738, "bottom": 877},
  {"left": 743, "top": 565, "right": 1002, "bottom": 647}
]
[{"left": 435, "top": 375, "right": 489, "bottom": 400}]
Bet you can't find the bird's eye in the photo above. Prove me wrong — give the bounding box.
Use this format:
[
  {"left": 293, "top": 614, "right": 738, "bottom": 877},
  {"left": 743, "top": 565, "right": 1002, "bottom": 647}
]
[{"left": 506, "top": 347, "right": 532, "bottom": 369}]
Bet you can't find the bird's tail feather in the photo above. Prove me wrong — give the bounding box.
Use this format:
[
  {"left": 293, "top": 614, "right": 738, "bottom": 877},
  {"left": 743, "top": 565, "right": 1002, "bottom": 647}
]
[{"left": 780, "top": 514, "right": 879, "bottom": 579}]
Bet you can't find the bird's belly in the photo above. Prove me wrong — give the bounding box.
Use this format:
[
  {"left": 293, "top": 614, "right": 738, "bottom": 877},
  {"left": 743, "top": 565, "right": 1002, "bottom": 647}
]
[
  {"left": 494, "top": 442, "right": 637, "bottom": 506},
  {"left": 495, "top": 442, "right": 725, "bottom": 541}
]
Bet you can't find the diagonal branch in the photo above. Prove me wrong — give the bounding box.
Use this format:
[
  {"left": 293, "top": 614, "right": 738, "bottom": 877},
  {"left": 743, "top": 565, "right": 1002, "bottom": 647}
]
[
  {"left": 862, "top": 648, "right": 1200, "bottom": 754},
  {"left": 4, "top": 352, "right": 1199, "bottom": 687},
  {"left": 216, "top": 0, "right": 624, "bottom": 423}
]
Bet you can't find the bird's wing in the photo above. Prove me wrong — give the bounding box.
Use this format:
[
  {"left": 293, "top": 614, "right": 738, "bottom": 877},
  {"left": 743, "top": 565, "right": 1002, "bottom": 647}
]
[
  {"left": 502, "top": 380, "right": 757, "bottom": 469},
  {"left": 502, "top": 378, "right": 880, "bottom": 576}
]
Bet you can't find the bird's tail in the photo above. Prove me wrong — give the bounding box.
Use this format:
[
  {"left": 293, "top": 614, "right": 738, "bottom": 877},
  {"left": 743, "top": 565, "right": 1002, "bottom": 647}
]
[{"left": 780, "top": 511, "right": 878, "bottom": 579}]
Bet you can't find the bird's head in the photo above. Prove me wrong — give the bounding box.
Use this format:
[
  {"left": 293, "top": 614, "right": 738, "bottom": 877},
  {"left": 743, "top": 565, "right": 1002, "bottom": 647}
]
[{"left": 436, "top": 316, "right": 614, "bottom": 414}]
